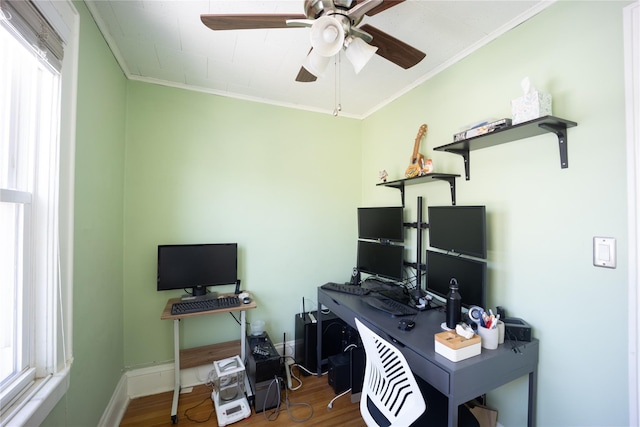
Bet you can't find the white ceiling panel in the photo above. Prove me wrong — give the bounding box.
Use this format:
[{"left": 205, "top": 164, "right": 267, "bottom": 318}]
[{"left": 84, "top": 0, "right": 551, "bottom": 118}]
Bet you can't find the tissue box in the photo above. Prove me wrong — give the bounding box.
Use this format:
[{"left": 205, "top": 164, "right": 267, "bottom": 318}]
[
  {"left": 511, "top": 91, "right": 552, "bottom": 125},
  {"left": 434, "top": 331, "right": 481, "bottom": 362}
]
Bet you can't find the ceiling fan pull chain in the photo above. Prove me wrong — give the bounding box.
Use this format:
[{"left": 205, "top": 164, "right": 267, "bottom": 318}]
[
  {"left": 333, "top": 54, "right": 342, "bottom": 116},
  {"left": 338, "top": 53, "right": 342, "bottom": 112}
]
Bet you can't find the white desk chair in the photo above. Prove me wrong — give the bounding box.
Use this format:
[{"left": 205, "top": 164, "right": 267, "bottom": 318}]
[{"left": 355, "top": 318, "right": 427, "bottom": 427}]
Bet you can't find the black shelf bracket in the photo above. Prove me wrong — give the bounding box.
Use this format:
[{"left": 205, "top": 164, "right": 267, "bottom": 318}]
[
  {"left": 444, "top": 148, "right": 470, "bottom": 181},
  {"left": 433, "top": 116, "right": 577, "bottom": 180},
  {"left": 431, "top": 175, "right": 457, "bottom": 205},
  {"left": 377, "top": 173, "right": 460, "bottom": 207},
  {"left": 538, "top": 123, "right": 569, "bottom": 168},
  {"left": 391, "top": 181, "right": 407, "bottom": 206}
]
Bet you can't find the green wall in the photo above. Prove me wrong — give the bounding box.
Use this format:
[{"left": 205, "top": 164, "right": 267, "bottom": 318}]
[
  {"left": 44, "top": 0, "right": 633, "bottom": 425},
  {"left": 42, "top": 1, "right": 127, "bottom": 425},
  {"left": 362, "top": 1, "right": 630, "bottom": 425},
  {"left": 122, "top": 84, "right": 362, "bottom": 365}
]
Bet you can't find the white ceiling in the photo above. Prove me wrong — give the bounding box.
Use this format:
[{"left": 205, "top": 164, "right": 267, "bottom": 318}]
[{"left": 84, "top": 0, "right": 551, "bottom": 118}]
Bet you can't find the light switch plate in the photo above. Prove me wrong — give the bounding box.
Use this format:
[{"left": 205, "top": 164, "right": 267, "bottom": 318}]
[{"left": 593, "top": 237, "right": 616, "bottom": 268}]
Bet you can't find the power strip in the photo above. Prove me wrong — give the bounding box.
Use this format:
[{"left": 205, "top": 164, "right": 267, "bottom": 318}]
[{"left": 284, "top": 358, "right": 294, "bottom": 390}]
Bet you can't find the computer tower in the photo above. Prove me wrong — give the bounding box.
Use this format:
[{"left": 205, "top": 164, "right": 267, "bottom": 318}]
[
  {"left": 251, "top": 378, "right": 281, "bottom": 413},
  {"left": 246, "top": 333, "right": 281, "bottom": 382},
  {"left": 327, "top": 352, "right": 351, "bottom": 394},
  {"left": 294, "top": 311, "right": 349, "bottom": 374},
  {"left": 245, "top": 332, "right": 281, "bottom": 412}
]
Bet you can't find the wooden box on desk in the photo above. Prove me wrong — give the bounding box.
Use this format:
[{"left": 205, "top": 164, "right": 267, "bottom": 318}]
[{"left": 434, "top": 331, "right": 481, "bottom": 362}]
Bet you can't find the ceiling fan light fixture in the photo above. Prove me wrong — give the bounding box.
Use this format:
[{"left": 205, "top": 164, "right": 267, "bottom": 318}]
[
  {"left": 345, "top": 36, "right": 378, "bottom": 74},
  {"left": 310, "top": 16, "right": 345, "bottom": 57},
  {"left": 303, "top": 49, "right": 331, "bottom": 77},
  {"left": 323, "top": 26, "right": 339, "bottom": 43}
]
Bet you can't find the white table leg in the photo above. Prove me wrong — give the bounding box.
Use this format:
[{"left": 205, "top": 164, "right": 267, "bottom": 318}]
[
  {"left": 240, "top": 310, "right": 246, "bottom": 360},
  {"left": 170, "top": 319, "right": 180, "bottom": 424}
]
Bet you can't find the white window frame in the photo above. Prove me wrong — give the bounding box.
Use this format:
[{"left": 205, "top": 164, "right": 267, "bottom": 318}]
[
  {"left": 625, "top": 2, "right": 640, "bottom": 425},
  {"left": 0, "top": 1, "right": 77, "bottom": 425}
]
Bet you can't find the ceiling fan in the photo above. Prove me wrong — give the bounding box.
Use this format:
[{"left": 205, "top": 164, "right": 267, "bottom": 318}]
[{"left": 200, "top": 0, "right": 426, "bottom": 83}]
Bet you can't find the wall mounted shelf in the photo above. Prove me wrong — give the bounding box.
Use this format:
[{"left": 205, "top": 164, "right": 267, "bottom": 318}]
[
  {"left": 377, "top": 173, "right": 460, "bottom": 206},
  {"left": 433, "top": 115, "right": 578, "bottom": 180}
]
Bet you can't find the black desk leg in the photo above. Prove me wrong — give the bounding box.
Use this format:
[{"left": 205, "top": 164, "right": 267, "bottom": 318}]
[
  {"left": 528, "top": 369, "right": 537, "bottom": 427},
  {"left": 316, "top": 300, "right": 323, "bottom": 376}
]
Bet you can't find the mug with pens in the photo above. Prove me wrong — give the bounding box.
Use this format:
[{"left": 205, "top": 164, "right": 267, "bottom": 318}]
[{"left": 468, "top": 306, "right": 504, "bottom": 349}]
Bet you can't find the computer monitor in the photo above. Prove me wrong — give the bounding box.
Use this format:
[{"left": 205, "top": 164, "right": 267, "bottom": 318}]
[
  {"left": 428, "top": 205, "right": 487, "bottom": 258},
  {"left": 357, "top": 240, "right": 404, "bottom": 282},
  {"left": 425, "top": 250, "right": 486, "bottom": 309},
  {"left": 357, "top": 206, "right": 404, "bottom": 242},
  {"left": 157, "top": 243, "right": 238, "bottom": 296}
]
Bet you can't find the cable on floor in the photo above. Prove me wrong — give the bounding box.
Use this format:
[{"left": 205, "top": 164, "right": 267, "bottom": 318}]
[
  {"left": 327, "top": 388, "right": 351, "bottom": 410},
  {"left": 183, "top": 395, "right": 215, "bottom": 423},
  {"left": 262, "top": 375, "right": 314, "bottom": 423}
]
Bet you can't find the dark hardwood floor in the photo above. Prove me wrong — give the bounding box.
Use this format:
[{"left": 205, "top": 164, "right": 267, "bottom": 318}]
[{"left": 120, "top": 369, "right": 366, "bottom": 427}]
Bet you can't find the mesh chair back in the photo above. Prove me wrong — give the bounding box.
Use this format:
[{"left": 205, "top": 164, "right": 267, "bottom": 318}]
[{"left": 355, "top": 318, "right": 426, "bottom": 427}]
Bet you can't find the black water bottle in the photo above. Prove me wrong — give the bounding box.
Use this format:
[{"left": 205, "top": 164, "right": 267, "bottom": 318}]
[{"left": 446, "top": 278, "right": 461, "bottom": 329}]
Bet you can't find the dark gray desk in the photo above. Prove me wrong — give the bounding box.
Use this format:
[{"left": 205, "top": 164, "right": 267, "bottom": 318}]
[{"left": 317, "top": 287, "right": 538, "bottom": 427}]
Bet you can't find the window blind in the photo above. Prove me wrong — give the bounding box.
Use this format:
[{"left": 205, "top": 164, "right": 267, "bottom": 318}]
[{"left": 0, "top": 0, "right": 64, "bottom": 71}]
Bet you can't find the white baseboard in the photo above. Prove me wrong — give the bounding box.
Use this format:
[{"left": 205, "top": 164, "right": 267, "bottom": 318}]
[
  {"left": 126, "top": 363, "right": 175, "bottom": 398},
  {"left": 125, "top": 362, "right": 219, "bottom": 398},
  {"left": 126, "top": 338, "right": 296, "bottom": 398},
  {"left": 101, "top": 339, "right": 298, "bottom": 425},
  {"left": 97, "top": 374, "right": 128, "bottom": 427},
  {"left": 98, "top": 363, "right": 213, "bottom": 426}
]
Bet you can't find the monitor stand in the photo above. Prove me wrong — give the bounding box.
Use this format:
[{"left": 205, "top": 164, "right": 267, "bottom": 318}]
[
  {"left": 181, "top": 286, "right": 217, "bottom": 301},
  {"left": 192, "top": 285, "right": 207, "bottom": 296}
]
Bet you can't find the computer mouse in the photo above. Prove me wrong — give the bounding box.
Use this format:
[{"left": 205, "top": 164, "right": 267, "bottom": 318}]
[
  {"left": 398, "top": 319, "right": 415, "bottom": 331},
  {"left": 242, "top": 296, "right": 251, "bottom": 304}
]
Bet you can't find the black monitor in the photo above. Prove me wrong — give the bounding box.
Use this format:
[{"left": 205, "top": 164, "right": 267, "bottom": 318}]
[
  {"left": 426, "top": 250, "right": 486, "bottom": 309},
  {"left": 157, "top": 243, "right": 238, "bottom": 296},
  {"left": 357, "top": 206, "right": 404, "bottom": 242},
  {"left": 356, "top": 240, "right": 404, "bottom": 282},
  {"left": 428, "top": 205, "right": 487, "bottom": 258}
]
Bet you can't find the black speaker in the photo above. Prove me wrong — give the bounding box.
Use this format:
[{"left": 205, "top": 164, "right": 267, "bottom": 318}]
[
  {"left": 503, "top": 317, "right": 532, "bottom": 342},
  {"left": 294, "top": 311, "right": 347, "bottom": 374},
  {"left": 328, "top": 353, "right": 351, "bottom": 394},
  {"left": 350, "top": 267, "right": 360, "bottom": 285}
]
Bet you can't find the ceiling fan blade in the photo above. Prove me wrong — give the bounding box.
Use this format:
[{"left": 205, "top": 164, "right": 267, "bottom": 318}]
[
  {"left": 286, "top": 18, "right": 315, "bottom": 28},
  {"left": 201, "top": 14, "right": 307, "bottom": 30},
  {"left": 360, "top": 24, "right": 425, "bottom": 69},
  {"left": 296, "top": 67, "right": 318, "bottom": 82},
  {"left": 365, "top": 0, "right": 405, "bottom": 16}
]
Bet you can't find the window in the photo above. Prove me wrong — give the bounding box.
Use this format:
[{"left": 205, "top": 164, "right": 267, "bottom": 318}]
[{"left": 0, "top": 0, "right": 77, "bottom": 424}]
